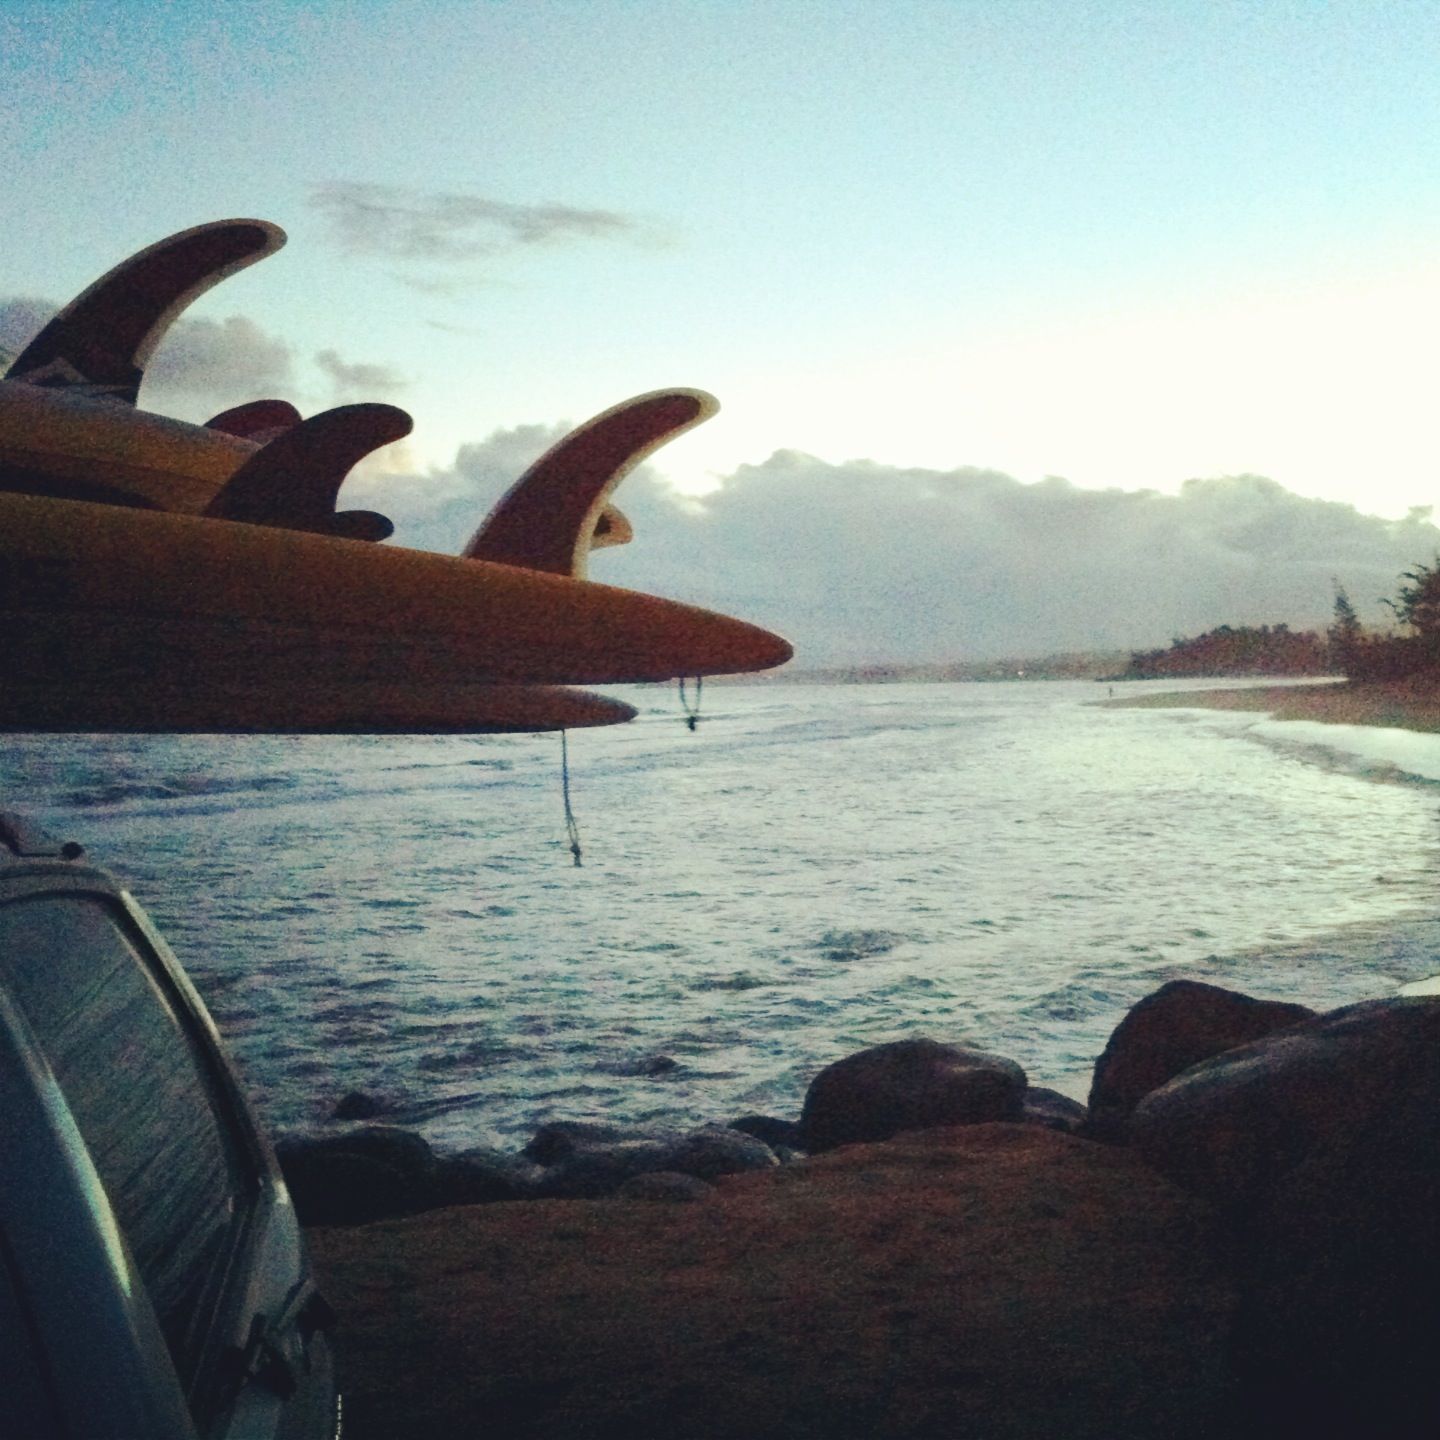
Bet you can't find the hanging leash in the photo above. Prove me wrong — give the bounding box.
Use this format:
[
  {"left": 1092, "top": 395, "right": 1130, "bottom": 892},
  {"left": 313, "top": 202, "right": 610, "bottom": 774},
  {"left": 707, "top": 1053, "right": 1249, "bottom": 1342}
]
[
  {"left": 678, "top": 675, "right": 703, "bottom": 731},
  {"left": 560, "top": 729, "right": 582, "bottom": 866}
]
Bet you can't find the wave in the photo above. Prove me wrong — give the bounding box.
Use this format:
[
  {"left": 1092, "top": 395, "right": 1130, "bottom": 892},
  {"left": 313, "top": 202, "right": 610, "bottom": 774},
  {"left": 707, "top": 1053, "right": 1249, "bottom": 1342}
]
[{"left": 63, "top": 773, "right": 299, "bottom": 809}]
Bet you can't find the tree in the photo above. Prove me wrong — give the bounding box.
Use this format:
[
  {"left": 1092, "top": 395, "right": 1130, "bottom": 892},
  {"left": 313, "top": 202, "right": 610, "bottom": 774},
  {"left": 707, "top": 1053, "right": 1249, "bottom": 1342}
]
[
  {"left": 1328, "top": 581, "right": 1363, "bottom": 673},
  {"left": 1383, "top": 555, "right": 1440, "bottom": 635}
]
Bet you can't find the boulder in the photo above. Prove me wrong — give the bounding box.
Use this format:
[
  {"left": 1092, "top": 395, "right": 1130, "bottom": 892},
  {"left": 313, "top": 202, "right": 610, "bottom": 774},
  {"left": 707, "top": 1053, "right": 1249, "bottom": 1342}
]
[
  {"left": 1131, "top": 997, "right": 1440, "bottom": 1437},
  {"left": 662, "top": 1125, "right": 779, "bottom": 1181},
  {"left": 799, "top": 1037, "right": 1026, "bottom": 1153},
  {"left": 332, "top": 1089, "right": 387, "bottom": 1122},
  {"left": 277, "top": 1126, "right": 437, "bottom": 1226},
  {"left": 1020, "top": 1085, "right": 1087, "bottom": 1133},
  {"left": 433, "top": 1148, "right": 545, "bottom": 1206},
  {"left": 615, "top": 1171, "right": 714, "bottom": 1202},
  {"left": 535, "top": 1139, "right": 679, "bottom": 1198},
  {"left": 1084, "top": 980, "right": 1314, "bottom": 1142},
  {"left": 311, "top": 1125, "right": 1239, "bottom": 1439},
  {"left": 727, "top": 1113, "right": 804, "bottom": 1151},
  {"left": 522, "top": 1120, "right": 662, "bottom": 1165},
  {"left": 536, "top": 1126, "right": 779, "bottom": 1198}
]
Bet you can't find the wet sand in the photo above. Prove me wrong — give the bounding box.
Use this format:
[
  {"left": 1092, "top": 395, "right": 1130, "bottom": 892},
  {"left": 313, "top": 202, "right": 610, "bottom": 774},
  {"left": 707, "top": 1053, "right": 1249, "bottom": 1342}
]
[{"left": 1103, "top": 679, "right": 1440, "bottom": 733}]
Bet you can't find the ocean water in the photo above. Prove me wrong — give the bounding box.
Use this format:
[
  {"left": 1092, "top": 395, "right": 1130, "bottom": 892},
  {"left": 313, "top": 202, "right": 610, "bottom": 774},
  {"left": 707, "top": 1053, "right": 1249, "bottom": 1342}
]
[{"left": 3, "top": 679, "right": 1439, "bottom": 1152}]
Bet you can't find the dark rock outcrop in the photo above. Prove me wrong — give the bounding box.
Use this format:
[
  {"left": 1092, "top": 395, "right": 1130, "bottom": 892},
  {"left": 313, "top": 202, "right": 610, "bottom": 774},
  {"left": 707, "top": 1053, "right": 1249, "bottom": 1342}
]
[
  {"left": 311, "top": 1125, "right": 1238, "bottom": 1440},
  {"left": 277, "top": 1126, "right": 438, "bottom": 1226},
  {"left": 799, "top": 1037, "right": 1026, "bottom": 1152},
  {"left": 1084, "top": 979, "right": 1314, "bottom": 1142},
  {"left": 1131, "top": 996, "right": 1440, "bottom": 1438}
]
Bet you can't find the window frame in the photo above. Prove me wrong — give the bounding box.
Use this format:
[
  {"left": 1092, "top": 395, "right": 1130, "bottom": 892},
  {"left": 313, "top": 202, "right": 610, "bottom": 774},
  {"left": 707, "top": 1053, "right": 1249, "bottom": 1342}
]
[{"left": 0, "top": 868, "right": 272, "bottom": 1431}]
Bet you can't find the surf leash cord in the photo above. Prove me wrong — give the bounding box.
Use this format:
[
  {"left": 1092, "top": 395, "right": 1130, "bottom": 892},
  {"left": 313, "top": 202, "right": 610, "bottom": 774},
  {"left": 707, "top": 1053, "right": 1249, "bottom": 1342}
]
[
  {"left": 679, "top": 675, "right": 703, "bottom": 731},
  {"left": 560, "top": 729, "right": 583, "bottom": 866}
]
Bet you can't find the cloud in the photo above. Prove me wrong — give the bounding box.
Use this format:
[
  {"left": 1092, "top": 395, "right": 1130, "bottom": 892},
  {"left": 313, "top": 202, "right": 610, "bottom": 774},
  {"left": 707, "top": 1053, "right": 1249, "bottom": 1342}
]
[
  {"left": 1, "top": 296, "right": 402, "bottom": 421},
  {"left": 0, "top": 299, "right": 54, "bottom": 368},
  {"left": 314, "top": 347, "right": 406, "bottom": 402},
  {"left": 147, "top": 315, "right": 295, "bottom": 400},
  {"left": 366, "top": 440, "right": 1440, "bottom": 667},
  {"left": 310, "top": 181, "right": 659, "bottom": 288}
]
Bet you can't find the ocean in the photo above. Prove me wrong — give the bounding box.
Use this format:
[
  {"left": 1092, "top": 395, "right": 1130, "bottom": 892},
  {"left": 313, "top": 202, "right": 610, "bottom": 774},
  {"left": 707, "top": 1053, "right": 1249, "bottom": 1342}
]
[{"left": 4, "top": 679, "right": 1439, "bottom": 1152}]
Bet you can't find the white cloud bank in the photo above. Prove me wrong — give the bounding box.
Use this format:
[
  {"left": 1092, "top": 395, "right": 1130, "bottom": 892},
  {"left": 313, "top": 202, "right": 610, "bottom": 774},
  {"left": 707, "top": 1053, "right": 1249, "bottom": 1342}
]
[{"left": 367, "top": 431, "right": 1440, "bottom": 667}]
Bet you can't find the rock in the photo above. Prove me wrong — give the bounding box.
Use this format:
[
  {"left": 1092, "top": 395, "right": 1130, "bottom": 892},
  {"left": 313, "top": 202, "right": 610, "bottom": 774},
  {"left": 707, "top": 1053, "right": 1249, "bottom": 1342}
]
[
  {"left": 727, "top": 1113, "right": 804, "bottom": 1150},
  {"left": 278, "top": 1126, "right": 437, "bottom": 1226},
  {"left": 311, "top": 1125, "right": 1239, "bottom": 1439},
  {"left": 1131, "top": 997, "right": 1440, "bottom": 1437},
  {"left": 331, "top": 1089, "right": 387, "bottom": 1122},
  {"left": 628, "top": 1054, "right": 679, "bottom": 1077},
  {"left": 536, "top": 1139, "right": 679, "bottom": 1198},
  {"left": 433, "top": 1148, "right": 544, "bottom": 1206},
  {"left": 522, "top": 1120, "right": 660, "bottom": 1165},
  {"left": 662, "top": 1125, "right": 779, "bottom": 1181},
  {"left": 615, "top": 1171, "right": 714, "bottom": 1202},
  {"left": 799, "top": 1037, "right": 1026, "bottom": 1153},
  {"left": 1084, "top": 980, "right": 1315, "bottom": 1142},
  {"left": 533, "top": 1126, "right": 779, "bottom": 1199},
  {"left": 1020, "top": 1085, "right": 1087, "bottom": 1133}
]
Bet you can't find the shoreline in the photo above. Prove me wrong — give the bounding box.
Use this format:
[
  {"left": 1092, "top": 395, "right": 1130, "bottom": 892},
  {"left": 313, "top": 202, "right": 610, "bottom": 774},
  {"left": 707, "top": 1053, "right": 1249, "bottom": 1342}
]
[{"left": 1101, "top": 678, "right": 1440, "bottom": 733}]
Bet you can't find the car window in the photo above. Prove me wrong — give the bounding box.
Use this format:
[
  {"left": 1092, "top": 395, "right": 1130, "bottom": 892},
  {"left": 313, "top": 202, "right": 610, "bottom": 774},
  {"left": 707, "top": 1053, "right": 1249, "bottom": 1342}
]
[{"left": 0, "top": 894, "right": 247, "bottom": 1397}]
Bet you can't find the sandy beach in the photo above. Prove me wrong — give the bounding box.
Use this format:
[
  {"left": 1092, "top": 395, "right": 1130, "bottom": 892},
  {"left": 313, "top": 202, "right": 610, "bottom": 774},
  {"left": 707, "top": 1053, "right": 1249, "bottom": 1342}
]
[{"left": 1103, "top": 678, "right": 1440, "bottom": 732}]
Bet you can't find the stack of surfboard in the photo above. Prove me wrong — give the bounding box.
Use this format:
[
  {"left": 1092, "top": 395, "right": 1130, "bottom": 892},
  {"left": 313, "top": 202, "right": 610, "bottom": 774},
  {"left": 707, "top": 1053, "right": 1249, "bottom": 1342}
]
[{"left": 0, "top": 221, "right": 790, "bottom": 732}]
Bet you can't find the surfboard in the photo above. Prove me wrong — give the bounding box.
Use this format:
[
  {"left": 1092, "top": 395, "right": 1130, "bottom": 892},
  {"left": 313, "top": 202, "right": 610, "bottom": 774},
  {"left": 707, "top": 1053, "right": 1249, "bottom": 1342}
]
[
  {"left": 0, "top": 219, "right": 400, "bottom": 535},
  {"left": 464, "top": 388, "right": 718, "bottom": 577},
  {"left": 4, "top": 219, "right": 286, "bottom": 403},
  {"left": 0, "top": 380, "right": 257, "bottom": 511},
  {"left": 0, "top": 679, "right": 637, "bottom": 734},
  {"left": 0, "top": 494, "right": 792, "bottom": 696},
  {"left": 204, "top": 402, "right": 410, "bottom": 540}
]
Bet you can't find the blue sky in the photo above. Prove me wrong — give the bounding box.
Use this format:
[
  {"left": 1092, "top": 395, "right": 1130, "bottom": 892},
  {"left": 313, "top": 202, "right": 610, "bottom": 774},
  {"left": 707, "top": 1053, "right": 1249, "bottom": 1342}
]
[{"left": 6, "top": 1, "right": 1440, "bottom": 660}]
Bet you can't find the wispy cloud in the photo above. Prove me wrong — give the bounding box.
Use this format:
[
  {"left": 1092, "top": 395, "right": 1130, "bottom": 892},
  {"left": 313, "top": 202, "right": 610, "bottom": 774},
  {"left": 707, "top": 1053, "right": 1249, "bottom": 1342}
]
[
  {"left": 310, "top": 181, "right": 660, "bottom": 288},
  {"left": 314, "top": 347, "right": 406, "bottom": 402}
]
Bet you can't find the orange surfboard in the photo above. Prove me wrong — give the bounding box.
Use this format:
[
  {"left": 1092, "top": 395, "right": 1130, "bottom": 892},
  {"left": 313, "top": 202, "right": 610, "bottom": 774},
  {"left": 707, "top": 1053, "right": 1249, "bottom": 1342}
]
[
  {"left": 0, "top": 679, "right": 637, "bottom": 735},
  {"left": 1, "top": 493, "right": 791, "bottom": 693}
]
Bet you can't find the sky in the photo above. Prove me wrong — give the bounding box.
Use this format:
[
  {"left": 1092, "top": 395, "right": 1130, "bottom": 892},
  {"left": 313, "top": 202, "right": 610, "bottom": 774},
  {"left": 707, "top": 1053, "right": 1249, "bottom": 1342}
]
[{"left": 5, "top": 1, "right": 1440, "bottom": 664}]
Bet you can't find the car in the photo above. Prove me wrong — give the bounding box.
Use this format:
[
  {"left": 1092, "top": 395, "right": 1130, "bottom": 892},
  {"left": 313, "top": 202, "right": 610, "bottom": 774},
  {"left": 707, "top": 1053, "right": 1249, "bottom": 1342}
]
[{"left": 0, "top": 810, "right": 340, "bottom": 1439}]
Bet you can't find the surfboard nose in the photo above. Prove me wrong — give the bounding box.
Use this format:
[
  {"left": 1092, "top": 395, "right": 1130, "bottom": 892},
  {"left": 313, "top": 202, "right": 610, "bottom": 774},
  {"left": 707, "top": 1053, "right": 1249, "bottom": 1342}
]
[{"left": 638, "top": 601, "right": 793, "bottom": 681}]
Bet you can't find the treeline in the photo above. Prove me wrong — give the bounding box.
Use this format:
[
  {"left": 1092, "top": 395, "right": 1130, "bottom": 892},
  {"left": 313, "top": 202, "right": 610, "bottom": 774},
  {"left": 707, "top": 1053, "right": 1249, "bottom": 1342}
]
[
  {"left": 1119, "top": 624, "right": 1329, "bottom": 680},
  {"left": 1329, "top": 560, "right": 1440, "bottom": 682}
]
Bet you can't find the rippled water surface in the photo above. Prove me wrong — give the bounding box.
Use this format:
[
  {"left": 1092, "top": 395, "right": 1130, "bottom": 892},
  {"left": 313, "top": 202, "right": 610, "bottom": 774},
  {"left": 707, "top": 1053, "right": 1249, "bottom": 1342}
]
[{"left": 5, "top": 680, "right": 1439, "bottom": 1149}]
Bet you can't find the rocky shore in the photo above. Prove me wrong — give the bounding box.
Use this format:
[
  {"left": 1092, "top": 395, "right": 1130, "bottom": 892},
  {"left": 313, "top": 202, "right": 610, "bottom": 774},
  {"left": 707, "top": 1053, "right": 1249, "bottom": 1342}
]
[{"left": 297, "top": 980, "right": 1440, "bottom": 1438}]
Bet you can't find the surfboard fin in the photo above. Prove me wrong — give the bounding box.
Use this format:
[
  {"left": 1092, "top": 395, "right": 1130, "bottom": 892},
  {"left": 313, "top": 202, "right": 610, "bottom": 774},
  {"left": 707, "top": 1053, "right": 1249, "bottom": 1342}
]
[
  {"left": 204, "top": 401, "right": 410, "bottom": 541},
  {"left": 5, "top": 220, "right": 286, "bottom": 404},
  {"left": 205, "top": 398, "right": 301, "bottom": 443},
  {"left": 463, "top": 388, "right": 717, "bottom": 577},
  {"left": 591, "top": 504, "right": 633, "bottom": 550}
]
